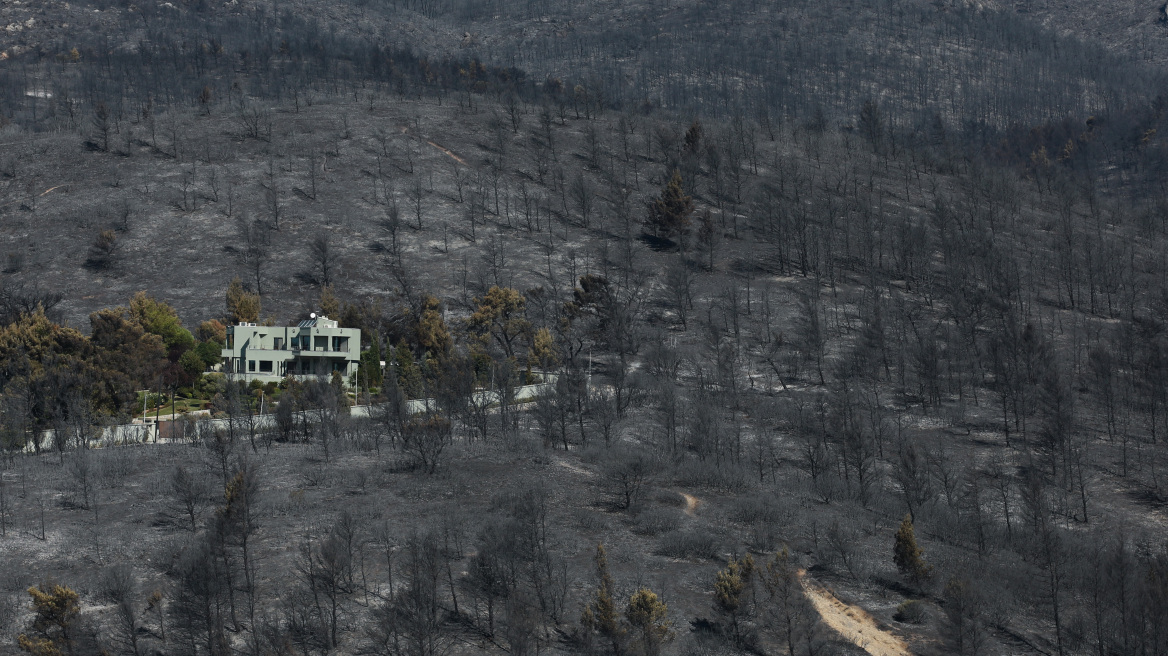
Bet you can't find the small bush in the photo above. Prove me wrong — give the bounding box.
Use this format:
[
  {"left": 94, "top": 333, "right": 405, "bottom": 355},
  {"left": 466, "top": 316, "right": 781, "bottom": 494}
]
[
  {"left": 573, "top": 508, "right": 611, "bottom": 533},
  {"left": 99, "top": 448, "right": 136, "bottom": 488},
  {"left": 653, "top": 489, "right": 685, "bottom": 507},
  {"left": 85, "top": 229, "right": 118, "bottom": 270},
  {"left": 4, "top": 252, "right": 23, "bottom": 273},
  {"left": 894, "top": 599, "right": 926, "bottom": 624},
  {"left": 747, "top": 521, "right": 784, "bottom": 553},
  {"left": 674, "top": 458, "right": 750, "bottom": 493},
  {"left": 597, "top": 446, "right": 656, "bottom": 510},
  {"left": 729, "top": 494, "right": 792, "bottom": 525},
  {"left": 286, "top": 489, "right": 308, "bottom": 513},
  {"left": 657, "top": 527, "right": 722, "bottom": 560},
  {"left": 0, "top": 591, "right": 17, "bottom": 641},
  {"left": 633, "top": 507, "right": 683, "bottom": 536}
]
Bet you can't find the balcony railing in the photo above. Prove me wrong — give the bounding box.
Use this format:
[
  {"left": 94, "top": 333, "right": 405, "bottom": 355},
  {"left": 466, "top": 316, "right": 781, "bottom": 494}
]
[
  {"left": 293, "top": 347, "right": 351, "bottom": 356},
  {"left": 221, "top": 347, "right": 354, "bottom": 358}
]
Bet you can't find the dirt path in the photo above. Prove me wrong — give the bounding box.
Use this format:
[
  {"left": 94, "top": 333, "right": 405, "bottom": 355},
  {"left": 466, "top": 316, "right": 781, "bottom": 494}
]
[
  {"left": 680, "top": 492, "right": 701, "bottom": 516},
  {"left": 800, "top": 573, "right": 911, "bottom": 656},
  {"left": 425, "top": 140, "right": 467, "bottom": 165},
  {"left": 555, "top": 456, "right": 593, "bottom": 478},
  {"left": 398, "top": 125, "right": 467, "bottom": 165},
  {"left": 0, "top": 185, "right": 63, "bottom": 213}
]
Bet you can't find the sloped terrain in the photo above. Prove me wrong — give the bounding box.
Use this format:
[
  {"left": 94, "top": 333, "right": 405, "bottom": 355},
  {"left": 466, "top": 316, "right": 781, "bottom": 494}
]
[{"left": 2, "top": 0, "right": 1168, "bottom": 655}]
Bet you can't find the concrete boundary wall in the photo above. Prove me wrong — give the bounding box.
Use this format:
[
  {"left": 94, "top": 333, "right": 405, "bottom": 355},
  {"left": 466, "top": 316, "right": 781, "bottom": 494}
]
[{"left": 22, "top": 378, "right": 556, "bottom": 452}]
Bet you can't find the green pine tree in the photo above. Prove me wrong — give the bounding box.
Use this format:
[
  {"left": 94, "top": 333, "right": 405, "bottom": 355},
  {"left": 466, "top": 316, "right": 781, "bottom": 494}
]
[
  {"left": 894, "top": 514, "right": 932, "bottom": 585},
  {"left": 626, "top": 587, "right": 672, "bottom": 656},
  {"left": 714, "top": 554, "right": 754, "bottom": 646},
  {"left": 584, "top": 544, "right": 624, "bottom": 651},
  {"left": 358, "top": 337, "right": 383, "bottom": 391},
  {"left": 18, "top": 583, "right": 81, "bottom": 656}
]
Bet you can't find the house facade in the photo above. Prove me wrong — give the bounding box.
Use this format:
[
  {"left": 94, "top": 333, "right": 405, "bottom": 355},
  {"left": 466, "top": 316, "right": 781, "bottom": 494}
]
[{"left": 221, "top": 315, "right": 360, "bottom": 386}]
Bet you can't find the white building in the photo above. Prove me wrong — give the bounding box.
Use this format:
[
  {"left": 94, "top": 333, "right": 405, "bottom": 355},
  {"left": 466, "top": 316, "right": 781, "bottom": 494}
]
[{"left": 221, "top": 315, "right": 360, "bottom": 385}]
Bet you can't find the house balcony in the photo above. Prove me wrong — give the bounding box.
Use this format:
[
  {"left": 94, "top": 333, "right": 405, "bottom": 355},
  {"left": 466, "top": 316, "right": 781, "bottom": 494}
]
[
  {"left": 291, "top": 348, "right": 353, "bottom": 358},
  {"left": 222, "top": 348, "right": 297, "bottom": 359},
  {"left": 249, "top": 348, "right": 296, "bottom": 358}
]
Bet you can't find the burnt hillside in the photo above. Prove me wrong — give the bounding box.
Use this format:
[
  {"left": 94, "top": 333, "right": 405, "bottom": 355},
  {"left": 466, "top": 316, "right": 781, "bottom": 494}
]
[{"left": 1, "top": 1, "right": 1168, "bottom": 656}]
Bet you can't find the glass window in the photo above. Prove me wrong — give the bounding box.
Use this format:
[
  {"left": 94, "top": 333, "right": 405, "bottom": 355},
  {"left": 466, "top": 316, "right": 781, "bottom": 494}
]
[
  {"left": 248, "top": 360, "right": 256, "bottom": 372},
  {"left": 259, "top": 361, "right": 273, "bottom": 373}
]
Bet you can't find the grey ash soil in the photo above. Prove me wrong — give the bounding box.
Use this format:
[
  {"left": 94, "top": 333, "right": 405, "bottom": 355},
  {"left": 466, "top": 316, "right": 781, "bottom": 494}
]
[
  {"left": 0, "top": 435, "right": 863, "bottom": 655},
  {"left": 1, "top": 97, "right": 608, "bottom": 328}
]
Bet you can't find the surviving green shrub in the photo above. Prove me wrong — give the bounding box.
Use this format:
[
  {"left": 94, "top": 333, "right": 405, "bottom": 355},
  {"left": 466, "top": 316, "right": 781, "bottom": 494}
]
[{"left": 894, "top": 599, "right": 927, "bottom": 624}]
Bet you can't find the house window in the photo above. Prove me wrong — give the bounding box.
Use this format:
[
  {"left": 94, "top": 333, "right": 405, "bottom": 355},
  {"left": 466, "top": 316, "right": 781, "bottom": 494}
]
[
  {"left": 274, "top": 338, "right": 284, "bottom": 350},
  {"left": 333, "top": 336, "right": 348, "bottom": 352},
  {"left": 248, "top": 360, "right": 256, "bottom": 372},
  {"left": 259, "top": 361, "right": 273, "bottom": 373},
  {"left": 315, "top": 336, "right": 328, "bottom": 351}
]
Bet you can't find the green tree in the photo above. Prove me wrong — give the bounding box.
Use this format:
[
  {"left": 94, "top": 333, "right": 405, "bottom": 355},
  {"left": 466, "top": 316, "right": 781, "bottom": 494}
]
[
  {"left": 17, "top": 583, "right": 81, "bottom": 656},
  {"left": 226, "top": 277, "right": 261, "bottom": 324},
  {"left": 582, "top": 544, "right": 624, "bottom": 652},
  {"left": 894, "top": 514, "right": 932, "bottom": 586},
  {"left": 87, "top": 307, "right": 166, "bottom": 414},
  {"left": 714, "top": 554, "right": 755, "bottom": 645},
  {"left": 0, "top": 308, "right": 111, "bottom": 423},
  {"left": 0, "top": 308, "right": 90, "bottom": 373},
  {"left": 645, "top": 169, "right": 693, "bottom": 239},
  {"left": 358, "top": 338, "right": 383, "bottom": 391},
  {"left": 526, "top": 327, "right": 559, "bottom": 378},
  {"left": 330, "top": 370, "right": 346, "bottom": 400},
  {"left": 414, "top": 295, "right": 452, "bottom": 358},
  {"left": 469, "top": 287, "right": 530, "bottom": 358},
  {"left": 196, "top": 319, "right": 226, "bottom": 343},
  {"left": 194, "top": 340, "right": 222, "bottom": 368},
  {"left": 626, "top": 587, "right": 671, "bottom": 656},
  {"left": 178, "top": 349, "right": 206, "bottom": 378},
  {"left": 319, "top": 284, "right": 340, "bottom": 318},
  {"left": 129, "top": 292, "right": 194, "bottom": 354}
]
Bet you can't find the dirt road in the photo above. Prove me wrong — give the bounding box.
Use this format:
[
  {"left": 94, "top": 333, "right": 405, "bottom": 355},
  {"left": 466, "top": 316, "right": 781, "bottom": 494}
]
[{"left": 800, "top": 573, "right": 911, "bottom": 656}]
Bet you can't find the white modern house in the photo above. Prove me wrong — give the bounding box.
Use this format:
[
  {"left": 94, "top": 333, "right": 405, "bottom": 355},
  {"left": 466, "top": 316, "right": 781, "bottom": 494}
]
[{"left": 221, "top": 315, "right": 360, "bottom": 385}]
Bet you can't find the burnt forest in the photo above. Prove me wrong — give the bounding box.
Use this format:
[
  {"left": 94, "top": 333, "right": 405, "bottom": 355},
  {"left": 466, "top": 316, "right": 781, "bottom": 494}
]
[{"left": 2, "top": 0, "right": 1168, "bottom": 655}]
